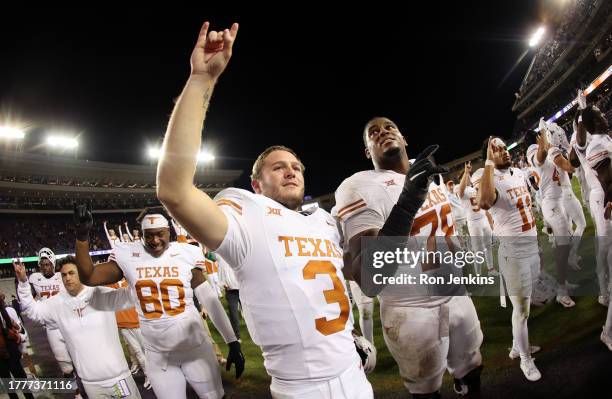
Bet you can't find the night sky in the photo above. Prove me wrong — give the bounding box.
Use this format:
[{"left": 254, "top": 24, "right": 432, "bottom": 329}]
[{"left": 1, "top": 3, "right": 547, "bottom": 196}]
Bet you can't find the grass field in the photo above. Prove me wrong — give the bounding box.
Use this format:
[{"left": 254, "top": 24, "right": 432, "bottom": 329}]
[{"left": 208, "top": 178, "right": 610, "bottom": 398}]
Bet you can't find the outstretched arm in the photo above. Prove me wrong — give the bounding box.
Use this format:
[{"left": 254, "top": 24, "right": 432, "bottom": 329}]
[
  {"left": 157, "top": 21, "right": 239, "bottom": 251},
  {"left": 457, "top": 161, "right": 472, "bottom": 198},
  {"left": 102, "top": 221, "right": 113, "bottom": 245},
  {"left": 74, "top": 204, "right": 123, "bottom": 285},
  {"left": 553, "top": 154, "right": 575, "bottom": 174},
  {"left": 14, "top": 261, "right": 52, "bottom": 325},
  {"left": 535, "top": 127, "right": 550, "bottom": 165},
  {"left": 478, "top": 138, "right": 498, "bottom": 210},
  {"left": 125, "top": 222, "right": 133, "bottom": 241}
]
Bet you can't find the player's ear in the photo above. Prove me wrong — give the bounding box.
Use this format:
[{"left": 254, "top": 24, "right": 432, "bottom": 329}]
[
  {"left": 251, "top": 179, "right": 262, "bottom": 194},
  {"left": 365, "top": 147, "right": 371, "bottom": 159},
  {"left": 399, "top": 134, "right": 407, "bottom": 147}
]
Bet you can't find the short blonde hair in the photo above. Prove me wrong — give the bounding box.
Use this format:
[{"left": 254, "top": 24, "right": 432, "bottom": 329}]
[{"left": 250, "top": 145, "right": 305, "bottom": 180}]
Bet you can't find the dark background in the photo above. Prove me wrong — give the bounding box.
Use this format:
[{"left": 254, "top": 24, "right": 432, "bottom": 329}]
[{"left": 1, "top": 3, "right": 549, "bottom": 196}]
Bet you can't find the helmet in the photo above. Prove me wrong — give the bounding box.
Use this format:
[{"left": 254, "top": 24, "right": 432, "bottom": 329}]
[
  {"left": 37, "top": 247, "right": 56, "bottom": 266},
  {"left": 547, "top": 122, "right": 570, "bottom": 151}
]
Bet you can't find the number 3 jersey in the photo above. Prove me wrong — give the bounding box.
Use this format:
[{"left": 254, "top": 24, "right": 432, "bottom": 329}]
[
  {"left": 472, "top": 167, "right": 538, "bottom": 257},
  {"left": 109, "top": 241, "right": 206, "bottom": 352},
  {"left": 333, "top": 169, "right": 459, "bottom": 308},
  {"left": 213, "top": 188, "right": 356, "bottom": 381}
]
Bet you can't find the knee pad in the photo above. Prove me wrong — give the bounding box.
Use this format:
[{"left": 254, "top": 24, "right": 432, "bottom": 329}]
[{"left": 514, "top": 297, "right": 530, "bottom": 319}]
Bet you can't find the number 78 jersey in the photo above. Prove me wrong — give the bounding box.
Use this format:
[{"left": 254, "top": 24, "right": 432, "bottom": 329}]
[
  {"left": 333, "top": 169, "right": 457, "bottom": 308},
  {"left": 213, "top": 188, "right": 357, "bottom": 381}
]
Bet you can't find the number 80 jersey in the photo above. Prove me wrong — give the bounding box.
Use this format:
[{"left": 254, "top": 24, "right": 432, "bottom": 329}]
[{"left": 109, "top": 241, "right": 206, "bottom": 352}]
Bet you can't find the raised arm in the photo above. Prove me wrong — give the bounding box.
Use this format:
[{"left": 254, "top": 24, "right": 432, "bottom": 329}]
[
  {"left": 157, "top": 22, "right": 239, "bottom": 251},
  {"left": 457, "top": 161, "right": 472, "bottom": 199},
  {"left": 535, "top": 126, "right": 550, "bottom": 165},
  {"left": 92, "top": 286, "right": 133, "bottom": 312},
  {"left": 125, "top": 222, "right": 133, "bottom": 241},
  {"left": 118, "top": 225, "right": 125, "bottom": 242},
  {"left": 552, "top": 153, "right": 575, "bottom": 174},
  {"left": 74, "top": 204, "right": 123, "bottom": 286},
  {"left": 102, "top": 220, "right": 113, "bottom": 245},
  {"left": 478, "top": 139, "right": 498, "bottom": 210},
  {"left": 14, "top": 260, "right": 52, "bottom": 325},
  {"left": 575, "top": 90, "right": 588, "bottom": 148}
]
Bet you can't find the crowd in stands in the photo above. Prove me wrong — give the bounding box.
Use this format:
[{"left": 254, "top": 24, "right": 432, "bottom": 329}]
[
  {"left": 0, "top": 196, "right": 160, "bottom": 211},
  {"left": 517, "top": 0, "right": 599, "bottom": 99},
  {"left": 0, "top": 214, "right": 140, "bottom": 258}
]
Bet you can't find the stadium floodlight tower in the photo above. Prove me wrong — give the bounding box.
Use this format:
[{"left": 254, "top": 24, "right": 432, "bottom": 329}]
[
  {"left": 0, "top": 126, "right": 26, "bottom": 152},
  {"left": 519, "top": 25, "right": 547, "bottom": 91},
  {"left": 528, "top": 26, "right": 546, "bottom": 47},
  {"left": 46, "top": 134, "right": 79, "bottom": 158},
  {"left": 197, "top": 150, "right": 215, "bottom": 163},
  {"left": 148, "top": 147, "right": 161, "bottom": 159},
  {"left": 0, "top": 126, "right": 25, "bottom": 140},
  {"left": 147, "top": 146, "right": 214, "bottom": 166}
]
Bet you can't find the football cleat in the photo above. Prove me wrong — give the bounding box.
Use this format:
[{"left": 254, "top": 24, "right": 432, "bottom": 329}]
[{"left": 520, "top": 357, "right": 541, "bottom": 382}]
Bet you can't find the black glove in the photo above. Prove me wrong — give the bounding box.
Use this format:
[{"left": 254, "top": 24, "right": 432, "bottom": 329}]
[
  {"left": 406, "top": 144, "right": 448, "bottom": 190},
  {"left": 226, "top": 341, "right": 245, "bottom": 379},
  {"left": 73, "top": 203, "right": 93, "bottom": 242},
  {"left": 378, "top": 144, "right": 448, "bottom": 237}
]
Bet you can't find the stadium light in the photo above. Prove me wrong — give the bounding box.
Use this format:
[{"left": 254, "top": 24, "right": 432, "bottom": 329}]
[
  {"left": 529, "top": 26, "right": 545, "bottom": 47},
  {"left": 0, "top": 126, "right": 25, "bottom": 140},
  {"left": 148, "top": 147, "right": 161, "bottom": 159},
  {"left": 46, "top": 135, "right": 79, "bottom": 149},
  {"left": 197, "top": 151, "right": 215, "bottom": 163},
  {"left": 148, "top": 147, "right": 214, "bottom": 163}
]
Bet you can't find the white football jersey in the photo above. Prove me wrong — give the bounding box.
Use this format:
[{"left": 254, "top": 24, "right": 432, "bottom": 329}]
[
  {"left": 558, "top": 168, "right": 572, "bottom": 189},
  {"left": 333, "top": 169, "right": 459, "bottom": 308},
  {"left": 109, "top": 241, "right": 206, "bottom": 352},
  {"left": 447, "top": 187, "right": 466, "bottom": 221},
  {"left": 214, "top": 188, "right": 356, "bottom": 381},
  {"left": 526, "top": 144, "right": 563, "bottom": 200},
  {"left": 457, "top": 185, "right": 486, "bottom": 222},
  {"left": 108, "top": 236, "right": 121, "bottom": 249},
  {"left": 472, "top": 167, "right": 537, "bottom": 256},
  {"left": 570, "top": 131, "right": 601, "bottom": 191},
  {"left": 28, "top": 272, "right": 63, "bottom": 300},
  {"left": 586, "top": 134, "right": 612, "bottom": 173}
]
